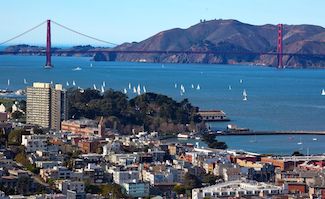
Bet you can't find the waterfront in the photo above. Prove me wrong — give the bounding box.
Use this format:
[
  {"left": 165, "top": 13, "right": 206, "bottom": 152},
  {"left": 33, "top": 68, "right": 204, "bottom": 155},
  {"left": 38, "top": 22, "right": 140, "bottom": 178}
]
[
  {"left": 217, "top": 134, "right": 325, "bottom": 155},
  {"left": 1, "top": 55, "right": 325, "bottom": 132}
]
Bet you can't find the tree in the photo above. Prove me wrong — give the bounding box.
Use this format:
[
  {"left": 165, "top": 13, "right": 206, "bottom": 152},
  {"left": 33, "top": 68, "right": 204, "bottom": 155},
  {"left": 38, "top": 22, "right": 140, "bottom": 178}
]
[
  {"left": 292, "top": 151, "right": 304, "bottom": 156},
  {"left": 173, "top": 184, "right": 186, "bottom": 195},
  {"left": 8, "top": 129, "right": 29, "bottom": 145},
  {"left": 184, "top": 173, "right": 201, "bottom": 190},
  {"left": 11, "top": 111, "right": 23, "bottom": 120}
]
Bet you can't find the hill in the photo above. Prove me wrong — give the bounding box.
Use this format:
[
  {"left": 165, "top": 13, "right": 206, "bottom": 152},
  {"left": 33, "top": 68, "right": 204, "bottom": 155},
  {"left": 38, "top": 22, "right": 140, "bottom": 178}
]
[{"left": 100, "top": 19, "right": 325, "bottom": 67}]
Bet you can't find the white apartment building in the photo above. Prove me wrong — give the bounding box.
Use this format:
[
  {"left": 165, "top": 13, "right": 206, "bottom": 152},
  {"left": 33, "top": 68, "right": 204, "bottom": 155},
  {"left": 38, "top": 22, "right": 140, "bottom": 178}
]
[{"left": 21, "top": 134, "right": 48, "bottom": 153}]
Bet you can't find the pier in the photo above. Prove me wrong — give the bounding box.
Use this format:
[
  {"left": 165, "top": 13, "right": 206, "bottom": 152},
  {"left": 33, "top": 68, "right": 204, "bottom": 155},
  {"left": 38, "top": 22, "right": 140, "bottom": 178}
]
[{"left": 215, "top": 130, "right": 325, "bottom": 136}]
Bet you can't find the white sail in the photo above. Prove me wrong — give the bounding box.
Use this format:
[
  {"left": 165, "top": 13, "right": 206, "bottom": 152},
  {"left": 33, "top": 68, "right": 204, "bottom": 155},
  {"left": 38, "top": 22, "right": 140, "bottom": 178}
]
[
  {"left": 93, "top": 84, "right": 97, "bottom": 90},
  {"left": 137, "top": 84, "right": 141, "bottom": 95},
  {"left": 123, "top": 88, "right": 127, "bottom": 94},
  {"left": 229, "top": 85, "right": 232, "bottom": 90},
  {"left": 103, "top": 81, "right": 106, "bottom": 87},
  {"left": 7, "top": 79, "right": 10, "bottom": 86},
  {"left": 143, "top": 86, "right": 147, "bottom": 93},
  {"left": 180, "top": 84, "right": 185, "bottom": 93},
  {"left": 133, "top": 86, "right": 137, "bottom": 93},
  {"left": 129, "top": 83, "right": 132, "bottom": 90},
  {"left": 90, "top": 63, "right": 93, "bottom": 67},
  {"left": 66, "top": 81, "right": 69, "bottom": 87},
  {"left": 24, "top": 78, "right": 27, "bottom": 84},
  {"left": 243, "top": 89, "right": 248, "bottom": 101},
  {"left": 174, "top": 83, "right": 177, "bottom": 88},
  {"left": 321, "top": 89, "right": 325, "bottom": 96},
  {"left": 50, "top": 81, "right": 53, "bottom": 85},
  {"left": 101, "top": 85, "right": 105, "bottom": 93},
  {"left": 196, "top": 84, "right": 200, "bottom": 90},
  {"left": 72, "top": 80, "right": 76, "bottom": 86},
  {"left": 191, "top": 84, "right": 194, "bottom": 89},
  {"left": 240, "top": 79, "right": 243, "bottom": 84}
]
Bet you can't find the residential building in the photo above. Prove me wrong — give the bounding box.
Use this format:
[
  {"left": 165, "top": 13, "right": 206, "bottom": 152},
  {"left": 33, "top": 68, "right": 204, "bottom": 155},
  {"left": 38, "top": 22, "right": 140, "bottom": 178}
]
[
  {"left": 26, "top": 82, "right": 67, "bottom": 130},
  {"left": 192, "top": 180, "right": 287, "bottom": 199},
  {"left": 122, "top": 182, "right": 150, "bottom": 198},
  {"left": 21, "top": 134, "right": 48, "bottom": 153}
]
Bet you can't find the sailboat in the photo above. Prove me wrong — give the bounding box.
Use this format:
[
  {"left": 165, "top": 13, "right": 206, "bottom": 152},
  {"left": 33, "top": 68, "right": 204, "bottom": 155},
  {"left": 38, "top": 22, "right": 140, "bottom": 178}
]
[
  {"left": 312, "top": 138, "right": 318, "bottom": 141},
  {"left": 174, "top": 83, "right": 177, "bottom": 88},
  {"left": 243, "top": 89, "right": 248, "bottom": 101},
  {"left": 102, "top": 81, "right": 106, "bottom": 87},
  {"left": 240, "top": 79, "right": 243, "bottom": 84},
  {"left": 101, "top": 85, "right": 105, "bottom": 93},
  {"left": 196, "top": 84, "right": 200, "bottom": 90},
  {"left": 123, "top": 88, "right": 127, "bottom": 94},
  {"left": 297, "top": 137, "right": 303, "bottom": 145},
  {"left": 191, "top": 84, "right": 194, "bottom": 89},
  {"left": 24, "top": 78, "right": 27, "bottom": 84},
  {"left": 90, "top": 63, "right": 93, "bottom": 67},
  {"left": 180, "top": 84, "right": 185, "bottom": 93},
  {"left": 93, "top": 84, "right": 97, "bottom": 90},
  {"left": 50, "top": 81, "right": 53, "bottom": 85},
  {"left": 137, "top": 84, "right": 141, "bottom": 95},
  {"left": 321, "top": 89, "right": 325, "bottom": 96},
  {"left": 7, "top": 79, "right": 10, "bottom": 87},
  {"left": 143, "top": 86, "right": 147, "bottom": 93},
  {"left": 133, "top": 86, "right": 137, "bottom": 93},
  {"left": 72, "top": 80, "right": 76, "bottom": 86},
  {"left": 228, "top": 85, "right": 232, "bottom": 90},
  {"left": 66, "top": 81, "right": 70, "bottom": 87}
]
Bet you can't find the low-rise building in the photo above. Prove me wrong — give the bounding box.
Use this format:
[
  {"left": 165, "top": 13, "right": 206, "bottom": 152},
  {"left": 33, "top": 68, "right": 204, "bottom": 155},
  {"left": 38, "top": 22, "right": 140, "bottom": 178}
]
[
  {"left": 122, "top": 181, "right": 150, "bottom": 198},
  {"left": 21, "top": 134, "right": 48, "bottom": 153},
  {"left": 192, "top": 180, "right": 287, "bottom": 199}
]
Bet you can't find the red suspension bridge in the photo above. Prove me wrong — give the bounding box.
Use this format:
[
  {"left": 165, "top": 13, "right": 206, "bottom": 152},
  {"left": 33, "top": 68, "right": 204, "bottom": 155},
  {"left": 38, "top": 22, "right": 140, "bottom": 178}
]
[{"left": 0, "top": 20, "right": 324, "bottom": 68}]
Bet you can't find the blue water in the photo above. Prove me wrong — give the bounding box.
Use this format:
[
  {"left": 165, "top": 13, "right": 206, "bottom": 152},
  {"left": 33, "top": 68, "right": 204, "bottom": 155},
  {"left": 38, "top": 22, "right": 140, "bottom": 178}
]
[
  {"left": 217, "top": 135, "right": 325, "bottom": 155},
  {"left": 0, "top": 55, "right": 325, "bottom": 133}
]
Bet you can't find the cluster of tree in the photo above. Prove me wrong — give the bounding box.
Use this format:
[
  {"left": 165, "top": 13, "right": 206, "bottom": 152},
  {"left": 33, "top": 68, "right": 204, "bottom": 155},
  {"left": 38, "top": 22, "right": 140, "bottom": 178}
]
[
  {"left": 173, "top": 173, "right": 223, "bottom": 196},
  {"left": 85, "top": 183, "right": 126, "bottom": 198},
  {"left": 67, "top": 88, "right": 202, "bottom": 134},
  {"left": 202, "top": 133, "right": 228, "bottom": 149}
]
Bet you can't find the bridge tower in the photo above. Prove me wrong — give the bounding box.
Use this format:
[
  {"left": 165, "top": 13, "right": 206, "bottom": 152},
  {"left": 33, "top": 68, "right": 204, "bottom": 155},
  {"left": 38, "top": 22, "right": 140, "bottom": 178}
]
[
  {"left": 277, "top": 24, "right": 283, "bottom": 68},
  {"left": 45, "top": 19, "right": 52, "bottom": 68}
]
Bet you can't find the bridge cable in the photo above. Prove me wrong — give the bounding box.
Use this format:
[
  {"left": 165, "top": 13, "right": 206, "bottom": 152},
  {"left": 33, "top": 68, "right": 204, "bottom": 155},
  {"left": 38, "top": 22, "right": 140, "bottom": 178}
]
[
  {"left": 0, "top": 21, "right": 47, "bottom": 46},
  {"left": 51, "top": 20, "right": 119, "bottom": 46}
]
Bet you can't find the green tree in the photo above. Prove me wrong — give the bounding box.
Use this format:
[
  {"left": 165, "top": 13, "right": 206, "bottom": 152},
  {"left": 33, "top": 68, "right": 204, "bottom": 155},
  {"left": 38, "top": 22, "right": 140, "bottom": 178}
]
[
  {"left": 173, "top": 184, "right": 186, "bottom": 195},
  {"left": 292, "top": 151, "right": 304, "bottom": 156},
  {"left": 8, "top": 129, "right": 29, "bottom": 145},
  {"left": 11, "top": 111, "right": 23, "bottom": 120}
]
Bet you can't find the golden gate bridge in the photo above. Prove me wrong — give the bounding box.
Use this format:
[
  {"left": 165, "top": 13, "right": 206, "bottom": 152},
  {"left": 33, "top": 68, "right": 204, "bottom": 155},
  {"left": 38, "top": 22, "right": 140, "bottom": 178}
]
[{"left": 0, "top": 20, "right": 324, "bottom": 69}]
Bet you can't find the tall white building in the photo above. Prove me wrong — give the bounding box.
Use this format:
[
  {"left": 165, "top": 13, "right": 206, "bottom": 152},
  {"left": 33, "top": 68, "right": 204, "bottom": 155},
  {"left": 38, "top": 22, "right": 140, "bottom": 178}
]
[{"left": 26, "top": 82, "right": 67, "bottom": 130}]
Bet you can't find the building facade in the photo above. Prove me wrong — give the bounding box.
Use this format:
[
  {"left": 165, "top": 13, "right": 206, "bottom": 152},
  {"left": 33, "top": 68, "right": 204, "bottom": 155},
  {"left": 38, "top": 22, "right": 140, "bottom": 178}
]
[{"left": 27, "top": 82, "right": 67, "bottom": 130}]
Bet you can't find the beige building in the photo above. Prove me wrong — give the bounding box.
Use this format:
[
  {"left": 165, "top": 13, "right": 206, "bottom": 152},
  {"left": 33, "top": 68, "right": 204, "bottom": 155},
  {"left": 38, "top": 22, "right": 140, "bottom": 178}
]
[{"left": 26, "top": 82, "right": 67, "bottom": 130}]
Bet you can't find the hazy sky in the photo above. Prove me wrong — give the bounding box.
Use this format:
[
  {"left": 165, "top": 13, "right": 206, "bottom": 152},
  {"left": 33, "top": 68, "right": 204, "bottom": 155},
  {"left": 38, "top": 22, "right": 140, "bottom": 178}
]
[{"left": 1, "top": 0, "right": 324, "bottom": 46}]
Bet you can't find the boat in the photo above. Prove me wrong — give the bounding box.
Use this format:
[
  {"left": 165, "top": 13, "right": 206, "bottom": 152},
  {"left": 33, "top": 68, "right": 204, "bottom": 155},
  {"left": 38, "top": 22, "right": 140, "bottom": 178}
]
[
  {"left": 195, "top": 136, "right": 201, "bottom": 140},
  {"left": 228, "top": 85, "right": 232, "bottom": 90},
  {"left": 161, "top": 64, "right": 165, "bottom": 68},
  {"left": 191, "top": 84, "right": 194, "bottom": 89},
  {"left": 321, "top": 89, "right": 325, "bottom": 96},
  {"left": 133, "top": 86, "right": 137, "bottom": 93},
  {"left": 137, "top": 84, "right": 141, "bottom": 95},
  {"left": 243, "top": 89, "right": 248, "bottom": 101},
  {"left": 7, "top": 79, "right": 10, "bottom": 86},
  {"left": 297, "top": 137, "right": 303, "bottom": 145},
  {"left": 101, "top": 85, "right": 105, "bottom": 93},
  {"left": 240, "top": 79, "right": 243, "bottom": 84},
  {"left": 72, "top": 80, "right": 76, "bottom": 86},
  {"left": 196, "top": 84, "right": 200, "bottom": 90},
  {"left": 90, "top": 63, "right": 93, "bottom": 67},
  {"left": 66, "top": 81, "right": 69, "bottom": 87},
  {"left": 24, "top": 78, "right": 27, "bottom": 84},
  {"left": 128, "top": 83, "right": 132, "bottom": 90},
  {"left": 313, "top": 138, "right": 318, "bottom": 141},
  {"left": 50, "top": 81, "right": 53, "bottom": 85},
  {"left": 174, "top": 83, "right": 177, "bottom": 88},
  {"left": 177, "top": 133, "right": 189, "bottom": 139},
  {"left": 143, "top": 86, "right": 146, "bottom": 93},
  {"left": 180, "top": 84, "right": 185, "bottom": 93},
  {"left": 72, "top": 67, "right": 82, "bottom": 71},
  {"left": 93, "top": 84, "right": 97, "bottom": 90},
  {"left": 123, "top": 88, "right": 127, "bottom": 94},
  {"left": 102, "top": 81, "right": 106, "bottom": 87}
]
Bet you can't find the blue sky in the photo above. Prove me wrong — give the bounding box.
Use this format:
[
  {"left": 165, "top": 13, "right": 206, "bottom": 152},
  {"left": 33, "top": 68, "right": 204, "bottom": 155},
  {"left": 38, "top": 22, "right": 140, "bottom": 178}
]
[{"left": 0, "top": 0, "right": 324, "bottom": 46}]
